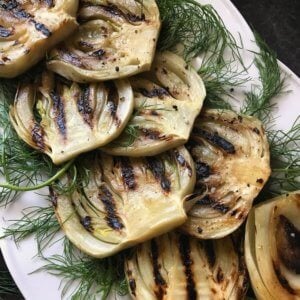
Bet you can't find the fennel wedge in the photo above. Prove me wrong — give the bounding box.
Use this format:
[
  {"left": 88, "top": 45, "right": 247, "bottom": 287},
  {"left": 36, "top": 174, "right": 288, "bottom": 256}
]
[
  {"left": 47, "top": 0, "right": 160, "bottom": 83},
  {"left": 103, "top": 51, "right": 206, "bottom": 156},
  {"left": 181, "top": 109, "right": 271, "bottom": 239},
  {"left": 53, "top": 147, "right": 195, "bottom": 258},
  {"left": 125, "top": 232, "right": 248, "bottom": 300},
  {"left": 0, "top": 0, "right": 78, "bottom": 78},
  {"left": 245, "top": 192, "right": 300, "bottom": 300},
  {"left": 9, "top": 71, "right": 134, "bottom": 165}
]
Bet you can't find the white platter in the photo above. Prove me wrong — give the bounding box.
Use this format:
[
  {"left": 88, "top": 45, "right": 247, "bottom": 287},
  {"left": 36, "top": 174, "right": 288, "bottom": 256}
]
[{"left": 1, "top": 0, "right": 300, "bottom": 299}]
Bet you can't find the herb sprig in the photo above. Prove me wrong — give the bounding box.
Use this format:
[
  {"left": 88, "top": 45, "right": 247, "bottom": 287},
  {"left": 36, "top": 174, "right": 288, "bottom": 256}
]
[
  {"left": 36, "top": 239, "right": 128, "bottom": 300},
  {"left": 157, "top": 0, "right": 241, "bottom": 62},
  {"left": 242, "top": 33, "right": 285, "bottom": 123},
  {"left": 2, "top": 204, "right": 128, "bottom": 299},
  {"left": 199, "top": 60, "right": 250, "bottom": 109},
  {"left": 1, "top": 205, "right": 60, "bottom": 254},
  {"left": 265, "top": 117, "right": 300, "bottom": 196}
]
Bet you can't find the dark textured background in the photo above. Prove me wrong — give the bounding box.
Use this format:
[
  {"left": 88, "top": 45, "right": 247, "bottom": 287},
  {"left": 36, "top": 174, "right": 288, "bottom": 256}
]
[
  {"left": 0, "top": 0, "right": 299, "bottom": 299},
  {"left": 232, "top": 0, "right": 300, "bottom": 76}
]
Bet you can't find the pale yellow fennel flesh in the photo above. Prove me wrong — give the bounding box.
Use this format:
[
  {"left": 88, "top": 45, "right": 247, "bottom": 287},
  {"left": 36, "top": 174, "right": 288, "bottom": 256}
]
[
  {"left": 245, "top": 192, "right": 300, "bottom": 300},
  {"left": 9, "top": 71, "right": 134, "bottom": 164},
  {"left": 0, "top": 0, "right": 78, "bottom": 78},
  {"left": 125, "top": 232, "right": 248, "bottom": 299},
  {"left": 47, "top": 0, "right": 161, "bottom": 82},
  {"left": 53, "top": 147, "right": 196, "bottom": 258},
  {"left": 181, "top": 109, "right": 271, "bottom": 239},
  {"left": 103, "top": 51, "right": 206, "bottom": 157}
]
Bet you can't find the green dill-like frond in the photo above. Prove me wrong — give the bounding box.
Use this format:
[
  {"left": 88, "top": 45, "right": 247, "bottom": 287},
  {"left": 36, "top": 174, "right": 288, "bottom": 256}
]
[
  {"left": 199, "top": 59, "right": 250, "bottom": 109},
  {"left": 157, "top": 0, "right": 242, "bottom": 63},
  {"left": 1, "top": 205, "right": 60, "bottom": 254},
  {"left": 264, "top": 117, "right": 300, "bottom": 196},
  {"left": 37, "top": 239, "right": 127, "bottom": 300},
  {"left": 0, "top": 269, "right": 22, "bottom": 297},
  {"left": 117, "top": 124, "right": 140, "bottom": 148},
  {"left": 241, "top": 33, "right": 285, "bottom": 124}
]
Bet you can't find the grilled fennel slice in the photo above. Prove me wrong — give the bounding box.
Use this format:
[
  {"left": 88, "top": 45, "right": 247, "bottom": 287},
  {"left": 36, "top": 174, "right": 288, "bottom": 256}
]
[
  {"left": 103, "top": 51, "right": 206, "bottom": 156},
  {"left": 0, "top": 0, "right": 78, "bottom": 78},
  {"left": 53, "top": 147, "right": 195, "bottom": 258},
  {"left": 47, "top": 0, "right": 160, "bottom": 83},
  {"left": 125, "top": 232, "right": 248, "bottom": 300},
  {"left": 181, "top": 109, "right": 271, "bottom": 239},
  {"left": 9, "top": 71, "right": 133, "bottom": 165},
  {"left": 245, "top": 192, "right": 300, "bottom": 300}
]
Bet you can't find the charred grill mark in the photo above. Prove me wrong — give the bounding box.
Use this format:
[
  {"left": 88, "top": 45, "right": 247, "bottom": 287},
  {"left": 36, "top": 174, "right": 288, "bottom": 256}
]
[
  {"left": 126, "top": 12, "right": 145, "bottom": 22},
  {"left": 151, "top": 240, "right": 167, "bottom": 299},
  {"left": 0, "top": 0, "right": 18, "bottom": 10},
  {"left": 273, "top": 261, "right": 296, "bottom": 294},
  {"left": 186, "top": 139, "right": 199, "bottom": 153},
  {"left": 231, "top": 209, "right": 238, "bottom": 216},
  {"left": 50, "top": 90, "right": 67, "bottom": 138},
  {"left": 99, "top": 186, "right": 124, "bottom": 230},
  {"left": 32, "top": 20, "right": 51, "bottom": 37},
  {"left": 253, "top": 127, "right": 260, "bottom": 134},
  {"left": 1, "top": 2, "right": 51, "bottom": 36},
  {"left": 81, "top": 216, "right": 92, "bottom": 231},
  {"left": 45, "top": 0, "right": 54, "bottom": 7},
  {"left": 276, "top": 215, "right": 300, "bottom": 274},
  {"left": 196, "top": 196, "right": 230, "bottom": 214},
  {"left": 174, "top": 150, "right": 192, "bottom": 177},
  {"left": 115, "top": 157, "right": 136, "bottom": 190},
  {"left": 129, "top": 279, "right": 136, "bottom": 296},
  {"left": 178, "top": 235, "right": 197, "bottom": 300},
  {"left": 147, "top": 157, "right": 171, "bottom": 192},
  {"left": 203, "top": 240, "right": 216, "bottom": 268},
  {"left": 79, "top": 41, "right": 94, "bottom": 49},
  {"left": 13, "top": 9, "right": 32, "bottom": 19},
  {"left": 126, "top": 269, "right": 137, "bottom": 296},
  {"left": 0, "top": 26, "right": 13, "bottom": 37},
  {"left": 91, "top": 49, "right": 106, "bottom": 59},
  {"left": 77, "top": 85, "right": 93, "bottom": 127},
  {"left": 31, "top": 122, "right": 45, "bottom": 150},
  {"left": 94, "top": 3, "right": 146, "bottom": 23},
  {"left": 99, "top": 4, "right": 123, "bottom": 16},
  {"left": 216, "top": 267, "right": 224, "bottom": 283},
  {"left": 140, "top": 128, "right": 170, "bottom": 141},
  {"left": 195, "top": 161, "right": 210, "bottom": 180},
  {"left": 105, "top": 81, "right": 119, "bottom": 119},
  {"left": 195, "top": 128, "right": 235, "bottom": 154},
  {"left": 139, "top": 87, "right": 169, "bottom": 99},
  {"left": 58, "top": 49, "right": 84, "bottom": 68},
  {"left": 49, "top": 186, "right": 57, "bottom": 207},
  {"left": 141, "top": 128, "right": 161, "bottom": 140},
  {"left": 107, "top": 101, "right": 117, "bottom": 116}
]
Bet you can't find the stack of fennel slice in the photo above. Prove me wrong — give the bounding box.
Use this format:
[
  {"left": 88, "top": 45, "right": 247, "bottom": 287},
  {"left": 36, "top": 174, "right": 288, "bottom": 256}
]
[{"left": 0, "top": 1, "right": 285, "bottom": 299}]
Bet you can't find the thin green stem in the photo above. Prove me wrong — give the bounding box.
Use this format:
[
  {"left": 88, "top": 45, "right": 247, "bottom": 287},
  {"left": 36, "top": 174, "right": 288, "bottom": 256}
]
[{"left": 0, "top": 159, "right": 74, "bottom": 191}]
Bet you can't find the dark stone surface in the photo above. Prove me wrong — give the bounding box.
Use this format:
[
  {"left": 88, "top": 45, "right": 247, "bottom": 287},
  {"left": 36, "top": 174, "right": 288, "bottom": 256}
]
[
  {"left": 0, "top": 1, "right": 299, "bottom": 299},
  {"left": 232, "top": 0, "right": 300, "bottom": 76}
]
